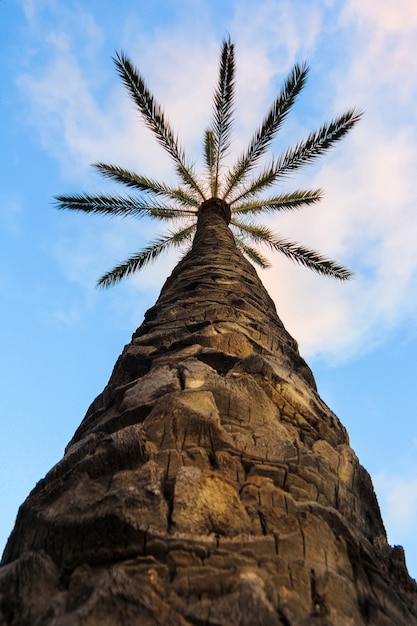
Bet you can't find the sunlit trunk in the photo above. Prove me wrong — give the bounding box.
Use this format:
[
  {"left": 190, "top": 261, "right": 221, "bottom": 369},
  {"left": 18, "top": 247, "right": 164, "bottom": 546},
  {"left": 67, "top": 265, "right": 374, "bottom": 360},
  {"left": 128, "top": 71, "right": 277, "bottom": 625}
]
[{"left": 1, "top": 198, "right": 416, "bottom": 625}]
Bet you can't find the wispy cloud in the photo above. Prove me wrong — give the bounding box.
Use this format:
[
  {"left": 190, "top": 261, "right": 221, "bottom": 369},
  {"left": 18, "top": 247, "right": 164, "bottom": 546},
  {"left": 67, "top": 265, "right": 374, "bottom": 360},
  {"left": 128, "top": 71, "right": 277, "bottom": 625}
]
[
  {"left": 341, "top": 0, "right": 417, "bottom": 108},
  {"left": 231, "top": 0, "right": 322, "bottom": 67},
  {"left": 261, "top": 0, "right": 417, "bottom": 360}
]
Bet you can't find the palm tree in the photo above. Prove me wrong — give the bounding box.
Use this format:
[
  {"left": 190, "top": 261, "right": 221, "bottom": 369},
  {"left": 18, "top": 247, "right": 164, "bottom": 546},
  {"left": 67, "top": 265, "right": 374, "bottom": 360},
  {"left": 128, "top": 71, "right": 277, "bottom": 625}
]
[
  {"left": 3, "top": 39, "right": 417, "bottom": 626},
  {"left": 56, "top": 37, "right": 360, "bottom": 288}
]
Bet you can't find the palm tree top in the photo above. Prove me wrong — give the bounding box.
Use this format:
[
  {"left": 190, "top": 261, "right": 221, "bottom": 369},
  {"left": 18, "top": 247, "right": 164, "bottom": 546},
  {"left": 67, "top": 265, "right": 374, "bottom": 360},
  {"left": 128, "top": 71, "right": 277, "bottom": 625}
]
[{"left": 55, "top": 37, "right": 362, "bottom": 288}]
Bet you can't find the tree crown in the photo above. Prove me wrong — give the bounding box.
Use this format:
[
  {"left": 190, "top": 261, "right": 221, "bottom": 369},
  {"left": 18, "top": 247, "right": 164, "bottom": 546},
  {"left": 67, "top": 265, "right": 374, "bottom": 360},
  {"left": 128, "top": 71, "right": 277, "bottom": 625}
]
[{"left": 55, "top": 37, "right": 362, "bottom": 288}]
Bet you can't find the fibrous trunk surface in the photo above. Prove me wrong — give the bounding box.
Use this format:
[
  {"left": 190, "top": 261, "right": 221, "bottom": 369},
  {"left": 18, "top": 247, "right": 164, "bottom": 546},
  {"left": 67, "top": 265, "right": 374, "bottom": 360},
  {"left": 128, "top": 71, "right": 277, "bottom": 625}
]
[{"left": 1, "top": 199, "right": 417, "bottom": 625}]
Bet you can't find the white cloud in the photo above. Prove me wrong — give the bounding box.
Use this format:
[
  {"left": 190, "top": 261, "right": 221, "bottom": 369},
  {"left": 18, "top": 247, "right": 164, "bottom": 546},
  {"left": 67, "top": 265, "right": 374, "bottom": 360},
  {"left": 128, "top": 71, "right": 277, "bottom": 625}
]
[
  {"left": 339, "top": 0, "right": 417, "bottom": 113},
  {"left": 231, "top": 0, "right": 322, "bottom": 68},
  {"left": 18, "top": 50, "right": 168, "bottom": 182},
  {"left": 257, "top": 0, "right": 417, "bottom": 360},
  {"left": 17, "top": 3, "right": 174, "bottom": 183}
]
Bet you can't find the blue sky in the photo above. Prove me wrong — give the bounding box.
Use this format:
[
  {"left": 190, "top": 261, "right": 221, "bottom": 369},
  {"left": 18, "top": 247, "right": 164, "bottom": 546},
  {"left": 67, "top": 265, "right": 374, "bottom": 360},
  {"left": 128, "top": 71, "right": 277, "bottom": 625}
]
[{"left": 1, "top": 0, "right": 417, "bottom": 578}]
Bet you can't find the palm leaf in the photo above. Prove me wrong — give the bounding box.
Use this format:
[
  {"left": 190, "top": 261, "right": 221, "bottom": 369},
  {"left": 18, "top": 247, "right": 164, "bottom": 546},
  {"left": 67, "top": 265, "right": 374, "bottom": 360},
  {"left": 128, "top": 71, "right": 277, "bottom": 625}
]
[
  {"left": 210, "top": 36, "right": 235, "bottom": 196},
  {"left": 223, "top": 62, "right": 309, "bottom": 199},
  {"left": 231, "top": 189, "right": 323, "bottom": 215},
  {"left": 267, "top": 237, "right": 353, "bottom": 280},
  {"left": 203, "top": 129, "right": 217, "bottom": 196},
  {"left": 228, "top": 161, "right": 279, "bottom": 204},
  {"left": 230, "top": 219, "right": 275, "bottom": 242},
  {"left": 273, "top": 108, "right": 363, "bottom": 177},
  {"left": 94, "top": 163, "right": 200, "bottom": 207},
  {"left": 97, "top": 224, "right": 196, "bottom": 288},
  {"left": 231, "top": 218, "right": 352, "bottom": 280},
  {"left": 54, "top": 193, "right": 186, "bottom": 219},
  {"left": 148, "top": 210, "right": 197, "bottom": 221},
  {"left": 229, "top": 108, "right": 362, "bottom": 204},
  {"left": 234, "top": 237, "right": 271, "bottom": 268},
  {"left": 113, "top": 52, "right": 205, "bottom": 200}
]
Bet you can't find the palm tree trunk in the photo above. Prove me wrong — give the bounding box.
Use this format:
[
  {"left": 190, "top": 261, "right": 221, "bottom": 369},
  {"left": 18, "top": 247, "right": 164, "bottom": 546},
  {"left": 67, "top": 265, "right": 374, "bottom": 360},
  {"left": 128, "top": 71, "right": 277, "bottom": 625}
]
[{"left": 1, "top": 199, "right": 417, "bottom": 625}]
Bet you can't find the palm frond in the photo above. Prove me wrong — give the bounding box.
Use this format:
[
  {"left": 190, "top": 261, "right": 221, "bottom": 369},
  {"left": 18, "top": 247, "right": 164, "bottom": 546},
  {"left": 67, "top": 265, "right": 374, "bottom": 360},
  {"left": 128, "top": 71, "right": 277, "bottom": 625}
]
[
  {"left": 113, "top": 51, "right": 206, "bottom": 200},
  {"left": 229, "top": 109, "right": 362, "bottom": 204},
  {"left": 93, "top": 163, "right": 200, "bottom": 207},
  {"left": 273, "top": 108, "right": 363, "bottom": 178},
  {"left": 148, "top": 209, "right": 197, "bottom": 221},
  {"left": 209, "top": 36, "right": 235, "bottom": 196},
  {"left": 231, "top": 218, "right": 352, "bottom": 279},
  {"left": 223, "top": 62, "right": 309, "bottom": 199},
  {"left": 97, "top": 224, "right": 196, "bottom": 288},
  {"left": 231, "top": 189, "right": 323, "bottom": 215},
  {"left": 268, "top": 237, "right": 353, "bottom": 280},
  {"left": 234, "top": 237, "right": 271, "bottom": 268},
  {"left": 54, "top": 193, "right": 187, "bottom": 219},
  {"left": 228, "top": 161, "right": 279, "bottom": 204},
  {"left": 230, "top": 218, "right": 275, "bottom": 243},
  {"left": 203, "top": 129, "right": 217, "bottom": 196}
]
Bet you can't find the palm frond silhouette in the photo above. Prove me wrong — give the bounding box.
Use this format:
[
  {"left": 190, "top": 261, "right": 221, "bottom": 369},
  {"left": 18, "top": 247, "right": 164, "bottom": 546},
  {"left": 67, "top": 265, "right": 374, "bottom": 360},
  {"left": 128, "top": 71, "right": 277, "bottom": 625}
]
[{"left": 56, "top": 37, "right": 361, "bottom": 288}]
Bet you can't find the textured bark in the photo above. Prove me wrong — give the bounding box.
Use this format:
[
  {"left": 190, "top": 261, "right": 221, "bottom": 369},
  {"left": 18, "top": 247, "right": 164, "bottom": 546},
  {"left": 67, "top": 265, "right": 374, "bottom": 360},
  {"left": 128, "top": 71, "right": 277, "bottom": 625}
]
[{"left": 1, "top": 198, "right": 417, "bottom": 625}]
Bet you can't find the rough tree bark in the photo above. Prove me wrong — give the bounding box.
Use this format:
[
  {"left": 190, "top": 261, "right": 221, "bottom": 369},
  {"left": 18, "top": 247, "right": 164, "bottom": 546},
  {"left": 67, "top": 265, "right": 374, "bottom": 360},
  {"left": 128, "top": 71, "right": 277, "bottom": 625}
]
[{"left": 1, "top": 199, "right": 417, "bottom": 625}]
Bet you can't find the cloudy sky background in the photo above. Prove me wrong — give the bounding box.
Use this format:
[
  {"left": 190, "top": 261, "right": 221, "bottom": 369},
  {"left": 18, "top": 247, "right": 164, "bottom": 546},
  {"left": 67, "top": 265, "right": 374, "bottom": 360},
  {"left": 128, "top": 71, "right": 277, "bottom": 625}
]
[{"left": 1, "top": 0, "right": 417, "bottom": 577}]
